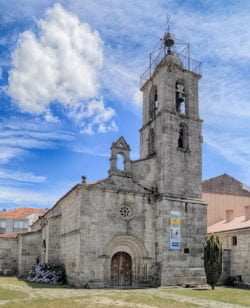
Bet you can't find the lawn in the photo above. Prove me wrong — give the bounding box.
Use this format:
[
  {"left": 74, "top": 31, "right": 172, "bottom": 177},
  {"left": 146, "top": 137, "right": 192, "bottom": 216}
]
[
  {"left": 167, "top": 287, "right": 250, "bottom": 307},
  {"left": 0, "top": 277, "right": 250, "bottom": 307},
  {"left": 0, "top": 293, "right": 198, "bottom": 308},
  {"left": 0, "top": 287, "right": 28, "bottom": 301}
]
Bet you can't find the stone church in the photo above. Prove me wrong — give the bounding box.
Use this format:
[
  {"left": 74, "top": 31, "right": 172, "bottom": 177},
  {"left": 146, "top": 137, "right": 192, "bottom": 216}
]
[{"left": 0, "top": 31, "right": 207, "bottom": 288}]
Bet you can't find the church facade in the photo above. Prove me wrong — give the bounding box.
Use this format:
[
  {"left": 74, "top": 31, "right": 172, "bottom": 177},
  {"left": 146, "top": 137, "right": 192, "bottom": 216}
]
[{"left": 0, "top": 31, "right": 207, "bottom": 288}]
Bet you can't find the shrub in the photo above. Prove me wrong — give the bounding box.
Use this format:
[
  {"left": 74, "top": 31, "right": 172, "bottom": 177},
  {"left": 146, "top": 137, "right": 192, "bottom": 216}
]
[
  {"left": 225, "top": 275, "right": 242, "bottom": 287},
  {"left": 27, "top": 263, "right": 66, "bottom": 285},
  {"left": 204, "top": 234, "right": 222, "bottom": 290}
]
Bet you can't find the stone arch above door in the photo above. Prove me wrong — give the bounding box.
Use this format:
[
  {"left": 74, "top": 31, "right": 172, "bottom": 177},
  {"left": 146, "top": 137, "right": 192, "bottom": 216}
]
[
  {"left": 102, "top": 234, "right": 150, "bottom": 286},
  {"left": 103, "top": 234, "right": 148, "bottom": 258}
]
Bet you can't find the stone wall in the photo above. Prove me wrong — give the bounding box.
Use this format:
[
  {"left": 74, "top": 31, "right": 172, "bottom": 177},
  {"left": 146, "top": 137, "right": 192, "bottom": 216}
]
[
  {"left": 131, "top": 156, "right": 157, "bottom": 189},
  {"left": 217, "top": 229, "right": 250, "bottom": 283},
  {"left": 59, "top": 188, "right": 81, "bottom": 286},
  {"left": 47, "top": 216, "right": 61, "bottom": 264},
  {"left": 156, "top": 197, "right": 207, "bottom": 286},
  {"left": 18, "top": 231, "right": 41, "bottom": 277},
  {"left": 79, "top": 186, "right": 155, "bottom": 287},
  {"left": 0, "top": 238, "right": 18, "bottom": 275}
]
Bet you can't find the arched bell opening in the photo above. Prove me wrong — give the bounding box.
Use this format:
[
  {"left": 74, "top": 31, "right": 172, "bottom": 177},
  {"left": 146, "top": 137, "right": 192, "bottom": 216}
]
[
  {"left": 111, "top": 251, "right": 132, "bottom": 287},
  {"left": 116, "top": 153, "right": 125, "bottom": 171},
  {"left": 108, "top": 137, "right": 132, "bottom": 176},
  {"left": 149, "top": 85, "right": 158, "bottom": 120},
  {"left": 176, "top": 81, "right": 187, "bottom": 115}
]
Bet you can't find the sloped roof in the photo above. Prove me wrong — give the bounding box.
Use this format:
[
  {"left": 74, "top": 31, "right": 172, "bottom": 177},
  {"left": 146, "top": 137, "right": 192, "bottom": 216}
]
[
  {"left": 202, "top": 173, "right": 250, "bottom": 196},
  {"left": 111, "top": 136, "right": 131, "bottom": 151},
  {"left": 87, "top": 177, "right": 151, "bottom": 194},
  {"left": 0, "top": 233, "right": 18, "bottom": 238},
  {"left": 208, "top": 215, "right": 250, "bottom": 233},
  {"left": 0, "top": 208, "right": 47, "bottom": 219}
]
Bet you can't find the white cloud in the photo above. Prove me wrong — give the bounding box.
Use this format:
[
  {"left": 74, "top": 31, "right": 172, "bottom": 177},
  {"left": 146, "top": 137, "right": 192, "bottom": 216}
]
[
  {"left": 73, "top": 146, "right": 109, "bottom": 157},
  {"left": 0, "top": 118, "right": 74, "bottom": 164},
  {"left": 44, "top": 111, "right": 60, "bottom": 123},
  {"left": 0, "top": 186, "right": 58, "bottom": 207},
  {"left": 0, "top": 147, "right": 27, "bottom": 164},
  {"left": 204, "top": 131, "right": 250, "bottom": 179},
  {"left": 8, "top": 3, "right": 116, "bottom": 134},
  {"left": 0, "top": 169, "right": 46, "bottom": 183},
  {"left": 69, "top": 98, "right": 118, "bottom": 135},
  {"left": 132, "top": 89, "right": 142, "bottom": 107}
]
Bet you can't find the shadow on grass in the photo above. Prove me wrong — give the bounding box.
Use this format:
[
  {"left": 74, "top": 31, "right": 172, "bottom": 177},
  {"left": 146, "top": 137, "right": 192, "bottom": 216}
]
[{"left": 192, "top": 289, "right": 211, "bottom": 291}]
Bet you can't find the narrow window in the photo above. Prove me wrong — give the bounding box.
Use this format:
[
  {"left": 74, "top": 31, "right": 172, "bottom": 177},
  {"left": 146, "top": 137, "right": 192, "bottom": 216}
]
[
  {"left": 178, "top": 123, "right": 189, "bottom": 150},
  {"left": 148, "top": 128, "right": 155, "bottom": 155},
  {"left": 24, "top": 221, "right": 29, "bottom": 229},
  {"left": 184, "top": 248, "right": 190, "bottom": 254},
  {"left": 42, "top": 239, "right": 46, "bottom": 249},
  {"left": 176, "top": 82, "right": 186, "bottom": 114},
  {"left": 149, "top": 86, "right": 158, "bottom": 119},
  {"left": 232, "top": 236, "right": 237, "bottom": 246},
  {"left": 0, "top": 220, "right": 6, "bottom": 228},
  {"left": 185, "top": 202, "right": 188, "bottom": 213},
  {"left": 14, "top": 221, "right": 19, "bottom": 229}
]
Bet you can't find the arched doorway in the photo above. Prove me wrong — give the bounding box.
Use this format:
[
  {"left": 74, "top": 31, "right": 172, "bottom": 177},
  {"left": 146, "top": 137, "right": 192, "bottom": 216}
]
[{"left": 111, "top": 251, "right": 132, "bottom": 286}]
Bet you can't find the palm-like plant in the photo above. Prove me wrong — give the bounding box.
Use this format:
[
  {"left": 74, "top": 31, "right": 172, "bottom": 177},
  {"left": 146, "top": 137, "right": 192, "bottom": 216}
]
[{"left": 204, "top": 234, "right": 222, "bottom": 290}]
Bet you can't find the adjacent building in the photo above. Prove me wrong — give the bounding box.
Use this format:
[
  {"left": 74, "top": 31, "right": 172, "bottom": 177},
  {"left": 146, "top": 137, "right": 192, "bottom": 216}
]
[
  {"left": 204, "top": 174, "right": 250, "bottom": 284},
  {"left": 202, "top": 174, "right": 250, "bottom": 226},
  {"left": 208, "top": 207, "right": 250, "bottom": 284},
  {"left": 0, "top": 208, "right": 47, "bottom": 234}
]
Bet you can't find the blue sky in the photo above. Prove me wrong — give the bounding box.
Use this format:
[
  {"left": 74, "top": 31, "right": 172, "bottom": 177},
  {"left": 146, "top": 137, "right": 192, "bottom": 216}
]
[{"left": 1, "top": 0, "right": 250, "bottom": 209}]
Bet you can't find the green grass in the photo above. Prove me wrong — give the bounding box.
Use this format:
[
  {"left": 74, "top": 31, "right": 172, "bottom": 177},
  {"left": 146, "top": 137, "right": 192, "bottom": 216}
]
[
  {"left": 0, "top": 276, "right": 65, "bottom": 288},
  {"left": 3, "top": 294, "right": 197, "bottom": 308},
  {"left": 0, "top": 277, "right": 29, "bottom": 287},
  {"left": 1, "top": 277, "right": 250, "bottom": 307},
  {"left": 167, "top": 287, "right": 250, "bottom": 306},
  {"left": 0, "top": 287, "right": 28, "bottom": 301}
]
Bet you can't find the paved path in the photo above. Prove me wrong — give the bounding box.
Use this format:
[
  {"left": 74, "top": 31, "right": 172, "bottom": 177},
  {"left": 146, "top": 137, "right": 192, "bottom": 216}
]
[{"left": 0, "top": 281, "right": 248, "bottom": 307}]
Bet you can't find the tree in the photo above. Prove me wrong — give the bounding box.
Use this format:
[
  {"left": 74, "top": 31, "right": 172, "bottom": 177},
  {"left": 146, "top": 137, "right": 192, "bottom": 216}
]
[{"left": 204, "top": 234, "right": 222, "bottom": 290}]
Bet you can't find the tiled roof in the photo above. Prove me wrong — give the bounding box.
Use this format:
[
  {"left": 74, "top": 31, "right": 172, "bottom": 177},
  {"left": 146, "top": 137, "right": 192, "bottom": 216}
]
[
  {"left": 0, "top": 233, "right": 18, "bottom": 238},
  {"left": 208, "top": 216, "right": 250, "bottom": 233},
  {"left": 0, "top": 208, "right": 47, "bottom": 219}
]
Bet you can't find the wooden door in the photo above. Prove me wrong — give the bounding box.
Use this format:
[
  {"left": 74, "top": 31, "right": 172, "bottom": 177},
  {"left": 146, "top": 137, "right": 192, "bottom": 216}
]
[{"left": 111, "top": 252, "right": 132, "bottom": 286}]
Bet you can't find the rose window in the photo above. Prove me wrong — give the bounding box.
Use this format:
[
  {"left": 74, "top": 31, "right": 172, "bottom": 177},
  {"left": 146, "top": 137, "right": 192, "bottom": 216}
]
[{"left": 119, "top": 204, "right": 135, "bottom": 220}]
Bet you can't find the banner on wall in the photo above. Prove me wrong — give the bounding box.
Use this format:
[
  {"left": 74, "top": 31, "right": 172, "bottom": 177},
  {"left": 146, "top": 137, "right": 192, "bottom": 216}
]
[{"left": 170, "top": 210, "right": 181, "bottom": 250}]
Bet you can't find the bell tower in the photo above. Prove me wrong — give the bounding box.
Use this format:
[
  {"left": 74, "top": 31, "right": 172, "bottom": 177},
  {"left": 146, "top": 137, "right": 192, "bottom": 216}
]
[
  {"left": 138, "top": 31, "right": 206, "bottom": 286},
  {"left": 140, "top": 31, "right": 203, "bottom": 199}
]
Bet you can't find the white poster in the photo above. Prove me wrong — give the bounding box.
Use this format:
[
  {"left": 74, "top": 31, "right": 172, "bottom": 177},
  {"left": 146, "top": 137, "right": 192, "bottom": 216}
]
[{"left": 170, "top": 210, "right": 181, "bottom": 250}]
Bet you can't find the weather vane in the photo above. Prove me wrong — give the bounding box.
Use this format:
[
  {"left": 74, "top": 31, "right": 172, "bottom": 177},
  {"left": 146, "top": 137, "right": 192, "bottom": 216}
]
[
  {"left": 166, "top": 15, "right": 171, "bottom": 33},
  {"left": 163, "top": 15, "right": 174, "bottom": 52}
]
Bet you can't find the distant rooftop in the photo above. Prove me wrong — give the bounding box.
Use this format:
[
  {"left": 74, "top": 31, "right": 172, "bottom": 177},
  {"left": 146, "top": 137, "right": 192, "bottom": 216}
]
[
  {"left": 202, "top": 173, "right": 250, "bottom": 197},
  {"left": 0, "top": 233, "right": 18, "bottom": 238},
  {"left": 0, "top": 208, "right": 47, "bottom": 219}
]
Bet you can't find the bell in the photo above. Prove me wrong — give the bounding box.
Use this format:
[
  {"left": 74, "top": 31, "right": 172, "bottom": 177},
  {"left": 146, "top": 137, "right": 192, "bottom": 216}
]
[
  {"left": 178, "top": 97, "right": 184, "bottom": 104},
  {"left": 164, "top": 32, "right": 175, "bottom": 48}
]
